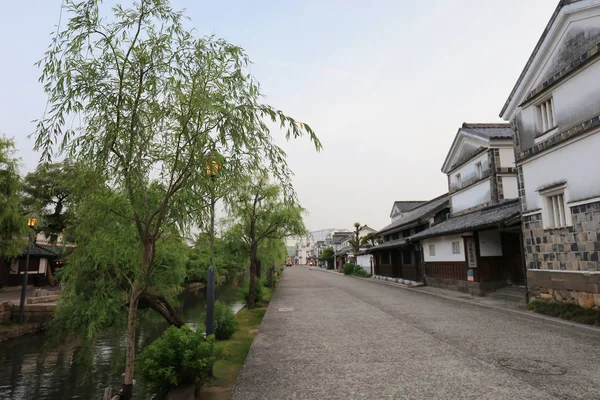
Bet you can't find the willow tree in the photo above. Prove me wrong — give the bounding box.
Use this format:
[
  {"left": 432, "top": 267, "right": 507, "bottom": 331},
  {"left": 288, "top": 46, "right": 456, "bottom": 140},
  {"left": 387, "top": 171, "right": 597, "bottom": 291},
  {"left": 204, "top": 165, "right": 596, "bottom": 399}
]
[
  {"left": 35, "top": 0, "right": 320, "bottom": 397},
  {"left": 227, "top": 174, "right": 307, "bottom": 308},
  {"left": 0, "top": 136, "right": 26, "bottom": 261}
]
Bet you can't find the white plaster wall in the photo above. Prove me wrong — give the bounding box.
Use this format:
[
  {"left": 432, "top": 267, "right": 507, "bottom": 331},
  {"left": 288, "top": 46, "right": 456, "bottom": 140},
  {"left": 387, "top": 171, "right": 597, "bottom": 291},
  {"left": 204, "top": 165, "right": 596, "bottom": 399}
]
[
  {"left": 502, "top": 176, "right": 519, "bottom": 199},
  {"left": 422, "top": 235, "right": 465, "bottom": 262},
  {"left": 356, "top": 254, "right": 373, "bottom": 273},
  {"left": 451, "top": 179, "right": 491, "bottom": 213},
  {"left": 478, "top": 230, "right": 503, "bottom": 257},
  {"left": 519, "top": 60, "right": 600, "bottom": 150},
  {"left": 499, "top": 148, "right": 516, "bottom": 168},
  {"left": 522, "top": 131, "right": 600, "bottom": 211},
  {"left": 449, "top": 152, "right": 488, "bottom": 188}
]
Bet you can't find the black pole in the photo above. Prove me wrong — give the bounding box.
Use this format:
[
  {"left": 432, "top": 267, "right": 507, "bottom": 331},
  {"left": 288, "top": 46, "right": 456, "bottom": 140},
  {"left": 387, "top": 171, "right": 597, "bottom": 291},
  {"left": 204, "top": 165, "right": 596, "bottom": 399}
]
[
  {"left": 205, "top": 177, "right": 216, "bottom": 337},
  {"left": 19, "top": 236, "right": 33, "bottom": 324}
]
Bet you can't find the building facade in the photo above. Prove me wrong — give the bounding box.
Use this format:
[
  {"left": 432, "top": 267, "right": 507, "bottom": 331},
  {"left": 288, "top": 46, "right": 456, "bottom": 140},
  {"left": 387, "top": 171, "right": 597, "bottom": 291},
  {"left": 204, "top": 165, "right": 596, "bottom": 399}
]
[
  {"left": 410, "top": 123, "right": 525, "bottom": 295},
  {"left": 369, "top": 195, "right": 449, "bottom": 284},
  {"left": 500, "top": 0, "right": 600, "bottom": 306}
]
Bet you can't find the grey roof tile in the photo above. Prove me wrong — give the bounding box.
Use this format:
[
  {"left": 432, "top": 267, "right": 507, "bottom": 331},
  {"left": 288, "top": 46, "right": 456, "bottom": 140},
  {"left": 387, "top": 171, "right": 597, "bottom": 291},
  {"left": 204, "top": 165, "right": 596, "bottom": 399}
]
[
  {"left": 366, "top": 238, "right": 409, "bottom": 252},
  {"left": 461, "top": 123, "right": 513, "bottom": 139},
  {"left": 410, "top": 200, "right": 521, "bottom": 241},
  {"left": 379, "top": 194, "right": 450, "bottom": 234}
]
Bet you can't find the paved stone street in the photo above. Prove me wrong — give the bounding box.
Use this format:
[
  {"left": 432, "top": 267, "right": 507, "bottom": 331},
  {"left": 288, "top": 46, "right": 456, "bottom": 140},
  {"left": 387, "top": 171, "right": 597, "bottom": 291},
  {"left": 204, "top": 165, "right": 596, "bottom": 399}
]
[{"left": 232, "top": 266, "right": 600, "bottom": 400}]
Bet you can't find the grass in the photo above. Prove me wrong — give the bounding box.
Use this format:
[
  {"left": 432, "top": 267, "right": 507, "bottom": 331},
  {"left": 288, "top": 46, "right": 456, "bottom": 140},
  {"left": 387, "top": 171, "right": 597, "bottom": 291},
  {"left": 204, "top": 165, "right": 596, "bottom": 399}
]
[
  {"left": 527, "top": 300, "right": 600, "bottom": 326},
  {"left": 205, "top": 308, "right": 266, "bottom": 391},
  {"left": 200, "top": 268, "right": 281, "bottom": 398}
]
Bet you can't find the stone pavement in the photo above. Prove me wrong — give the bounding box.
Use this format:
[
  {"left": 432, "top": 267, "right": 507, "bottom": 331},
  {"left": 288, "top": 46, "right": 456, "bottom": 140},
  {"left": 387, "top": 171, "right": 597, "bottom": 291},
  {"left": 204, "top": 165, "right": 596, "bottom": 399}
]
[{"left": 232, "top": 266, "right": 600, "bottom": 400}]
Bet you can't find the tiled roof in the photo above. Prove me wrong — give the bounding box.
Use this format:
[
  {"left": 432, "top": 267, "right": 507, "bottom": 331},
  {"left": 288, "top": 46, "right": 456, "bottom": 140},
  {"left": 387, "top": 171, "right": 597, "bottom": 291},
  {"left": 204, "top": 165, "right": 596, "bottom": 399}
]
[
  {"left": 379, "top": 194, "right": 450, "bottom": 234},
  {"left": 366, "top": 238, "right": 408, "bottom": 252},
  {"left": 390, "top": 201, "right": 426, "bottom": 217},
  {"left": 409, "top": 200, "right": 521, "bottom": 241},
  {"left": 335, "top": 245, "right": 353, "bottom": 256},
  {"left": 461, "top": 123, "right": 513, "bottom": 139},
  {"left": 333, "top": 234, "right": 352, "bottom": 244}
]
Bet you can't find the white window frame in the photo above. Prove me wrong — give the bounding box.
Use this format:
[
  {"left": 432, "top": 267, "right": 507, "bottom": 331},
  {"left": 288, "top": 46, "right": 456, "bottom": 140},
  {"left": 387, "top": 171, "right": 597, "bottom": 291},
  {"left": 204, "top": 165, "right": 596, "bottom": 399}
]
[
  {"left": 452, "top": 241, "right": 461, "bottom": 254},
  {"left": 540, "top": 184, "right": 571, "bottom": 229},
  {"left": 429, "top": 244, "right": 435, "bottom": 256},
  {"left": 535, "top": 96, "right": 556, "bottom": 134}
]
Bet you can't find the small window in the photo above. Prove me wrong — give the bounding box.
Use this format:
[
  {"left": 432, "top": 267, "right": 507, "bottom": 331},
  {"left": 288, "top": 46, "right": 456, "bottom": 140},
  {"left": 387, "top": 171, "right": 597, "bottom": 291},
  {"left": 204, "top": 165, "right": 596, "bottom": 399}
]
[
  {"left": 429, "top": 244, "right": 435, "bottom": 256},
  {"left": 452, "top": 241, "right": 461, "bottom": 254},
  {"left": 536, "top": 97, "right": 556, "bottom": 133},
  {"left": 545, "top": 192, "right": 568, "bottom": 228},
  {"left": 455, "top": 174, "right": 461, "bottom": 187},
  {"left": 475, "top": 162, "right": 482, "bottom": 178}
]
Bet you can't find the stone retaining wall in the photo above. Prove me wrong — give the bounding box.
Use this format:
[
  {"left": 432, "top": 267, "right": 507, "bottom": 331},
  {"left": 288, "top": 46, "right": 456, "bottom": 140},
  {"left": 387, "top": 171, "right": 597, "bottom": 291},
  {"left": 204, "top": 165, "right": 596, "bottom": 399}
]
[
  {"left": 0, "top": 301, "right": 12, "bottom": 322},
  {"left": 10, "top": 303, "right": 56, "bottom": 323},
  {"left": 424, "top": 277, "right": 506, "bottom": 296},
  {"left": 522, "top": 200, "right": 600, "bottom": 307}
]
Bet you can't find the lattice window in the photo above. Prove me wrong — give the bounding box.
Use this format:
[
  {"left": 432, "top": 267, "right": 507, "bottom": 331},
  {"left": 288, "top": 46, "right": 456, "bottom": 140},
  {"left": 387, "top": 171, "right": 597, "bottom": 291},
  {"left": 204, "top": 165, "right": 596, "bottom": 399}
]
[
  {"left": 536, "top": 97, "right": 556, "bottom": 133},
  {"left": 452, "top": 241, "right": 461, "bottom": 254}
]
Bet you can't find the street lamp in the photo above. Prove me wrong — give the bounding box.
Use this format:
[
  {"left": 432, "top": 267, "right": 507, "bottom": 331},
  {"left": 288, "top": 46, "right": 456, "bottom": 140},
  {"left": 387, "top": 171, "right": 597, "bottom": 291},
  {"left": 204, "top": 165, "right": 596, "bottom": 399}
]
[
  {"left": 19, "top": 217, "right": 37, "bottom": 324},
  {"left": 204, "top": 157, "right": 220, "bottom": 338}
]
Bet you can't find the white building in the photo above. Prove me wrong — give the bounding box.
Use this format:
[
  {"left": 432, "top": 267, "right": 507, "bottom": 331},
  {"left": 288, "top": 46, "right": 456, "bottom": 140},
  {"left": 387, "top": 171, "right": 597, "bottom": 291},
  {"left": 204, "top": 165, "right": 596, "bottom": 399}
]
[
  {"left": 500, "top": 0, "right": 600, "bottom": 306},
  {"left": 410, "top": 123, "right": 524, "bottom": 295}
]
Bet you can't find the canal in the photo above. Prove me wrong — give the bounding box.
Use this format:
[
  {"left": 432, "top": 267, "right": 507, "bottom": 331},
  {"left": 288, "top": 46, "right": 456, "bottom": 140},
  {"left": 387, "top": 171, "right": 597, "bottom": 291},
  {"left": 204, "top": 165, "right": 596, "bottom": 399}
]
[{"left": 0, "top": 280, "right": 245, "bottom": 399}]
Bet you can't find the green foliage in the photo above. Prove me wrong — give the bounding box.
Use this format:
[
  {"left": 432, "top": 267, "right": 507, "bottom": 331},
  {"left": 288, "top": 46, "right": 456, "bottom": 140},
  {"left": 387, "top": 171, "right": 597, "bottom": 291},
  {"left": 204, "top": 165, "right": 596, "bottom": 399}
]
[
  {"left": 137, "top": 326, "right": 215, "bottom": 394},
  {"left": 35, "top": 0, "right": 320, "bottom": 388},
  {"left": 49, "top": 181, "right": 188, "bottom": 340},
  {"left": 185, "top": 233, "right": 248, "bottom": 284},
  {"left": 361, "top": 232, "right": 381, "bottom": 247},
  {"left": 226, "top": 174, "right": 308, "bottom": 308},
  {"left": 214, "top": 301, "right": 239, "bottom": 340},
  {"left": 239, "top": 278, "right": 265, "bottom": 305},
  {"left": 527, "top": 300, "right": 600, "bottom": 326},
  {"left": 258, "top": 238, "right": 287, "bottom": 270},
  {"left": 0, "top": 136, "right": 26, "bottom": 259},
  {"left": 22, "top": 161, "right": 76, "bottom": 240},
  {"left": 348, "top": 222, "right": 367, "bottom": 254},
  {"left": 319, "top": 247, "right": 334, "bottom": 269},
  {"left": 342, "top": 263, "right": 370, "bottom": 277}
]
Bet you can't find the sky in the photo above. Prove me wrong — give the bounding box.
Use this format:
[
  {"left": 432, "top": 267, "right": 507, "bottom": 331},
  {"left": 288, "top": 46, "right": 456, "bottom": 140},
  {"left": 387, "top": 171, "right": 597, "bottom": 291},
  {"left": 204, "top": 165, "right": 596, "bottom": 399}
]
[{"left": 0, "top": 0, "right": 557, "bottom": 232}]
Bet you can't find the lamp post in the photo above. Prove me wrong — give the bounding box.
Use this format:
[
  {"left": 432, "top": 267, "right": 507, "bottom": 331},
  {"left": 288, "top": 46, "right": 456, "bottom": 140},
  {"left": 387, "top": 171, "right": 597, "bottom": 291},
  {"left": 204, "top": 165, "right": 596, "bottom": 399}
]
[
  {"left": 204, "top": 158, "right": 220, "bottom": 337},
  {"left": 19, "top": 218, "right": 37, "bottom": 324}
]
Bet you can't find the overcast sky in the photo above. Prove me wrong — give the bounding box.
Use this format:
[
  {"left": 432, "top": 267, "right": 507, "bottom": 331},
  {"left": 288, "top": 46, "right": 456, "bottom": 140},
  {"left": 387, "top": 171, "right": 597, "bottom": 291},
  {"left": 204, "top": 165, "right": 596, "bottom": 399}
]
[{"left": 0, "top": 0, "right": 556, "bottom": 232}]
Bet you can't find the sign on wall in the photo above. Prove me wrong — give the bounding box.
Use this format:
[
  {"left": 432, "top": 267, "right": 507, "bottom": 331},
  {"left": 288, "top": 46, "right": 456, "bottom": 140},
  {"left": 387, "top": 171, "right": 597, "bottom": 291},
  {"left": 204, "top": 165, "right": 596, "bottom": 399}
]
[{"left": 465, "top": 237, "right": 477, "bottom": 268}]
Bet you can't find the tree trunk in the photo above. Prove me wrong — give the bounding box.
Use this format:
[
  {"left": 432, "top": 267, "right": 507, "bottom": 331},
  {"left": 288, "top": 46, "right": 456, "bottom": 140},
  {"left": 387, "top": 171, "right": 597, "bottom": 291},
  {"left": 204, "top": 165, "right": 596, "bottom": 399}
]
[
  {"left": 122, "top": 240, "right": 153, "bottom": 399},
  {"left": 267, "top": 263, "right": 273, "bottom": 288},
  {"left": 138, "top": 294, "right": 184, "bottom": 327},
  {"left": 122, "top": 287, "right": 140, "bottom": 400},
  {"left": 248, "top": 243, "right": 258, "bottom": 309},
  {"left": 256, "top": 260, "right": 261, "bottom": 278}
]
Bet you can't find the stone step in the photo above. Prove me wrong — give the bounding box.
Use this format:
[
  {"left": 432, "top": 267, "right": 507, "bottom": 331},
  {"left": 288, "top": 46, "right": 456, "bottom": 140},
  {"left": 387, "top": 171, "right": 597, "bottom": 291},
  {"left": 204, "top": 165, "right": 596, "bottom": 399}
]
[
  {"left": 495, "top": 286, "right": 526, "bottom": 296},
  {"left": 490, "top": 291, "right": 526, "bottom": 304}
]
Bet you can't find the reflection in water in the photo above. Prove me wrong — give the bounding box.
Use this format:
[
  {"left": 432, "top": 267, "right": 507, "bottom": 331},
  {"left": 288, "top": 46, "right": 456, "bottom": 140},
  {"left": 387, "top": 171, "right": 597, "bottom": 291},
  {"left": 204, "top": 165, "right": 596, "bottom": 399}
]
[{"left": 0, "top": 280, "right": 245, "bottom": 400}]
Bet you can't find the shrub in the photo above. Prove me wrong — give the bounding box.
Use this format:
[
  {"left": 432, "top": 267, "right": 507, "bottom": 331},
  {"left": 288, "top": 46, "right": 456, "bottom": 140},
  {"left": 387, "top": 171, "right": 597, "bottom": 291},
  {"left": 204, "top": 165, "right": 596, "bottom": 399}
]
[
  {"left": 527, "top": 300, "right": 600, "bottom": 326},
  {"left": 342, "top": 263, "right": 356, "bottom": 275},
  {"left": 343, "top": 263, "right": 369, "bottom": 277},
  {"left": 239, "top": 279, "right": 265, "bottom": 305},
  {"left": 214, "top": 301, "right": 239, "bottom": 340},
  {"left": 137, "top": 325, "right": 215, "bottom": 394}
]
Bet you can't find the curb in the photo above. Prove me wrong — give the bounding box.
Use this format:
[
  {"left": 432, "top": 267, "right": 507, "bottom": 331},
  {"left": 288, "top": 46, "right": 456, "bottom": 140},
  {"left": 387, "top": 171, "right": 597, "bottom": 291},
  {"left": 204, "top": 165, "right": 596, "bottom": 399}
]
[{"left": 343, "top": 274, "right": 600, "bottom": 335}]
